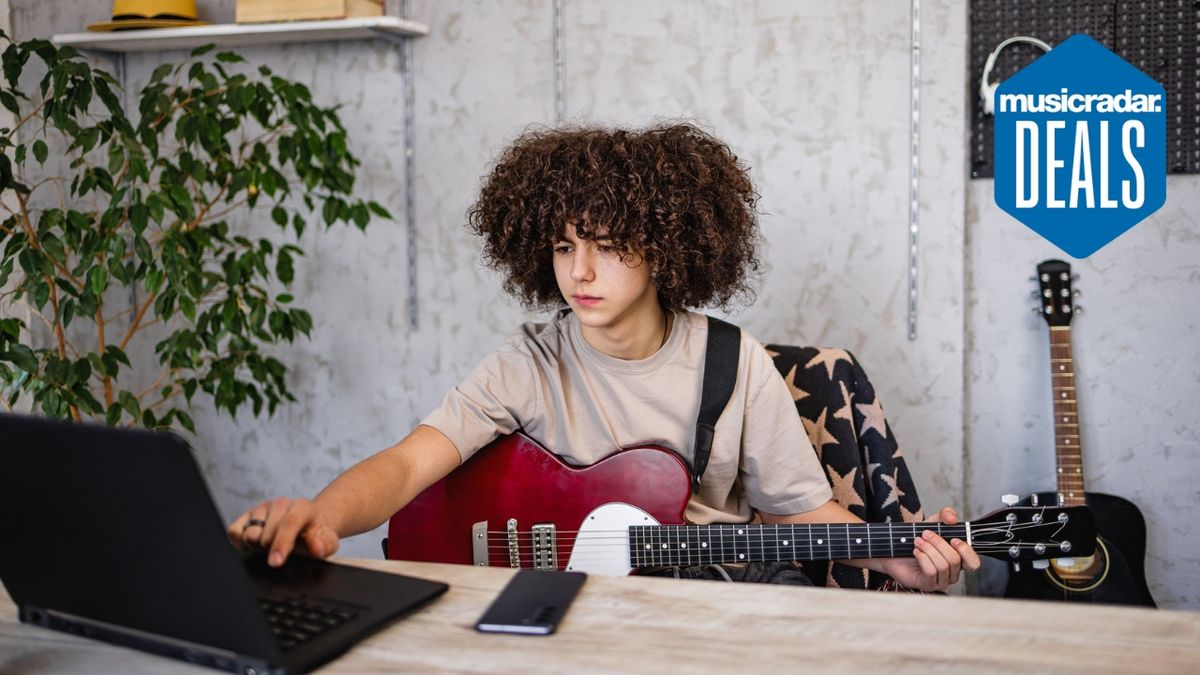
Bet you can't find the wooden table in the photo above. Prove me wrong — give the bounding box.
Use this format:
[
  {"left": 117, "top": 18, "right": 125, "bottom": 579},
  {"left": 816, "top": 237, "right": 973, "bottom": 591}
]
[{"left": 2, "top": 558, "right": 1198, "bottom": 673}]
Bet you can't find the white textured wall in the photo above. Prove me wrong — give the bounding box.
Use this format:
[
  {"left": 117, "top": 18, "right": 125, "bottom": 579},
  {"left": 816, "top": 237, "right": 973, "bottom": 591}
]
[{"left": 7, "top": 0, "right": 1196, "bottom": 609}]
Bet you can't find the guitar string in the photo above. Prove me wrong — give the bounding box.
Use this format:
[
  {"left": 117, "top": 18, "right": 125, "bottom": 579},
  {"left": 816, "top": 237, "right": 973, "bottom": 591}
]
[
  {"left": 484, "top": 533, "right": 1060, "bottom": 550},
  {"left": 485, "top": 543, "right": 1063, "bottom": 568},
  {"left": 479, "top": 521, "right": 1052, "bottom": 538},
  {"left": 483, "top": 524, "right": 1060, "bottom": 564},
  {"left": 482, "top": 527, "right": 1054, "bottom": 547}
]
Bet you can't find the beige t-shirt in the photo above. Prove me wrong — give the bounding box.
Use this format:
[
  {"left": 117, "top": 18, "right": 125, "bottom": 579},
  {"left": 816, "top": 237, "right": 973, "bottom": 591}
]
[{"left": 421, "top": 309, "right": 832, "bottom": 524}]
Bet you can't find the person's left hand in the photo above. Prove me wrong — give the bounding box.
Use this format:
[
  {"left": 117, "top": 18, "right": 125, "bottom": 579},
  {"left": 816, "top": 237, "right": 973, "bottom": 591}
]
[{"left": 881, "top": 507, "right": 982, "bottom": 592}]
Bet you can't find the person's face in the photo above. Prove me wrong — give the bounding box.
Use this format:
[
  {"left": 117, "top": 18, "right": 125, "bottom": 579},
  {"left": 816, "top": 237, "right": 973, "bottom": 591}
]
[{"left": 552, "top": 226, "right": 658, "bottom": 331}]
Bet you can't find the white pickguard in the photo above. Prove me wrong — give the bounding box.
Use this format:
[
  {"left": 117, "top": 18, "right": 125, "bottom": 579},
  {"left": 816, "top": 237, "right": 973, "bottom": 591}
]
[{"left": 565, "top": 503, "right": 660, "bottom": 576}]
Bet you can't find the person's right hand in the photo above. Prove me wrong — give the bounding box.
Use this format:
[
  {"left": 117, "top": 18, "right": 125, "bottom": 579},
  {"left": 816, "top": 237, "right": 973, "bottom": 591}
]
[{"left": 227, "top": 497, "right": 340, "bottom": 567}]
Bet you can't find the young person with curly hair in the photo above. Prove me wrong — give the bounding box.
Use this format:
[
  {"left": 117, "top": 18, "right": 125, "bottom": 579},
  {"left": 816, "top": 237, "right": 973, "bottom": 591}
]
[{"left": 230, "top": 123, "right": 980, "bottom": 591}]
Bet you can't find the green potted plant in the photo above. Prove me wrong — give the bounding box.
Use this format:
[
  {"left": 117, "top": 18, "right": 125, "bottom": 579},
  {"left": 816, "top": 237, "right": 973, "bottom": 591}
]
[{"left": 0, "top": 33, "right": 389, "bottom": 430}]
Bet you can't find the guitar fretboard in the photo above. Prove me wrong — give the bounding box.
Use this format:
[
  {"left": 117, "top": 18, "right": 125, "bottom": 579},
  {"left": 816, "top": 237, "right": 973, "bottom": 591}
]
[
  {"left": 1049, "top": 326, "right": 1085, "bottom": 506},
  {"left": 628, "top": 522, "right": 968, "bottom": 568}
]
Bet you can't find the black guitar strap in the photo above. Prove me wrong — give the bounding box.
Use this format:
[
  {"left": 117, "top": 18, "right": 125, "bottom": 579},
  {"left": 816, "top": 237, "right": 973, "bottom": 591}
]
[{"left": 692, "top": 316, "right": 741, "bottom": 494}]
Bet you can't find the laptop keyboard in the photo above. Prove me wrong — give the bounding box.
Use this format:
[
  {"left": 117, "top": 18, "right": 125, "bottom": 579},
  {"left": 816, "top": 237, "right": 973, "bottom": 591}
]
[{"left": 257, "top": 595, "right": 359, "bottom": 651}]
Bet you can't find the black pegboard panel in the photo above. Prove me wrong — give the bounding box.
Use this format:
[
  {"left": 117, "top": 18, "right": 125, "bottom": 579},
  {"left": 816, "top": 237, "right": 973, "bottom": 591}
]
[
  {"left": 1115, "top": 1, "right": 1200, "bottom": 173},
  {"left": 968, "top": 0, "right": 1200, "bottom": 178}
]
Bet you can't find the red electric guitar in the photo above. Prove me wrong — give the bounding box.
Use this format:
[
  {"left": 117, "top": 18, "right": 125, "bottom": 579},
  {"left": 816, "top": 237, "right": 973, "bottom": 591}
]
[{"left": 387, "top": 433, "right": 1095, "bottom": 576}]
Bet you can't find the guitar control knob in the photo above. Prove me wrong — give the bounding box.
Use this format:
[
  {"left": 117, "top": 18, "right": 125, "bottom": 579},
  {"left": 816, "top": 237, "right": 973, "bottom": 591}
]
[
  {"left": 1001, "top": 493, "right": 1020, "bottom": 507},
  {"left": 1032, "top": 559, "right": 1050, "bottom": 570}
]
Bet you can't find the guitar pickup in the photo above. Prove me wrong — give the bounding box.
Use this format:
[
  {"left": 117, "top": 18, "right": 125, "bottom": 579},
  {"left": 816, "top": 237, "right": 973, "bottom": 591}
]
[{"left": 531, "top": 523, "right": 557, "bottom": 570}]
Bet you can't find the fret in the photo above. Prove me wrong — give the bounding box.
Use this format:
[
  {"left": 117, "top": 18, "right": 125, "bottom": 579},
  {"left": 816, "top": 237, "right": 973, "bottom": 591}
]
[
  {"left": 888, "top": 521, "right": 895, "bottom": 558},
  {"left": 632, "top": 526, "right": 641, "bottom": 568},
  {"left": 845, "top": 523, "right": 860, "bottom": 559},
  {"left": 902, "top": 516, "right": 916, "bottom": 554},
  {"left": 733, "top": 524, "right": 749, "bottom": 563},
  {"left": 720, "top": 524, "right": 733, "bottom": 563},
  {"left": 669, "top": 526, "right": 681, "bottom": 566},
  {"left": 825, "top": 524, "right": 833, "bottom": 560},
  {"left": 755, "top": 524, "right": 766, "bottom": 563},
  {"left": 687, "top": 525, "right": 698, "bottom": 567},
  {"left": 824, "top": 524, "right": 843, "bottom": 560}
]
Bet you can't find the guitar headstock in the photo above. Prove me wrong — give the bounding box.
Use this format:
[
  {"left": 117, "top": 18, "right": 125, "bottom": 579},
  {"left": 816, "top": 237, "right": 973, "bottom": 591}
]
[
  {"left": 969, "top": 505, "right": 1096, "bottom": 562},
  {"left": 1034, "top": 259, "right": 1078, "bottom": 327}
]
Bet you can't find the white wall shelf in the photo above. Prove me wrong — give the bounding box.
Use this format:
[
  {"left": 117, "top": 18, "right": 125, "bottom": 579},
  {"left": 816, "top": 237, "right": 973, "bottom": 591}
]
[{"left": 50, "top": 16, "right": 428, "bottom": 53}]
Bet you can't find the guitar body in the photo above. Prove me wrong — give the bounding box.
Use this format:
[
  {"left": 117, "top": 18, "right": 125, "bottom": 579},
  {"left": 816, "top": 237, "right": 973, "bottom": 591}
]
[
  {"left": 1005, "top": 491, "right": 1156, "bottom": 607},
  {"left": 386, "top": 432, "right": 691, "bottom": 571}
]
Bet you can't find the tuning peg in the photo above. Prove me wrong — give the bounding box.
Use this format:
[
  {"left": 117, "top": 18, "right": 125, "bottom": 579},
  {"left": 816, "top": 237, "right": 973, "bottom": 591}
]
[
  {"left": 1031, "top": 306, "right": 1041, "bottom": 314},
  {"left": 1056, "top": 558, "right": 1075, "bottom": 567},
  {"left": 1071, "top": 274, "right": 1080, "bottom": 281},
  {"left": 1028, "top": 276, "right": 1037, "bottom": 282},
  {"left": 1074, "top": 305, "right": 1083, "bottom": 314},
  {"left": 1001, "top": 493, "right": 1020, "bottom": 507},
  {"left": 1030, "top": 290, "right": 1040, "bottom": 298},
  {"left": 1073, "top": 290, "right": 1081, "bottom": 298},
  {"left": 1011, "top": 562, "right": 1021, "bottom": 573},
  {"left": 1032, "top": 559, "right": 1050, "bottom": 570}
]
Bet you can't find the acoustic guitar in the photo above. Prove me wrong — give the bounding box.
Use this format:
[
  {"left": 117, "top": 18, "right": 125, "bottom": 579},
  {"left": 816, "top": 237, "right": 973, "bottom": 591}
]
[
  {"left": 387, "top": 431, "right": 1094, "bottom": 576},
  {"left": 1004, "top": 259, "right": 1156, "bottom": 606}
]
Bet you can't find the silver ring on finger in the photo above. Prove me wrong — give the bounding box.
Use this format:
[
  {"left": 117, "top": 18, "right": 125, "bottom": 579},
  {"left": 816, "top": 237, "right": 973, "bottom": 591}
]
[{"left": 244, "top": 518, "right": 267, "bottom": 532}]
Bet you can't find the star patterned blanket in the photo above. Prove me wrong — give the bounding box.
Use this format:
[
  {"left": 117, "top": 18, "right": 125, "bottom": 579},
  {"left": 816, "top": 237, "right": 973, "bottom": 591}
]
[{"left": 767, "top": 345, "right": 926, "bottom": 590}]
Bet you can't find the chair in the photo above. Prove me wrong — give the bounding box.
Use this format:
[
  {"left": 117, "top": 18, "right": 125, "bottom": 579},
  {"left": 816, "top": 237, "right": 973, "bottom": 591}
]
[{"left": 766, "top": 345, "right": 926, "bottom": 590}]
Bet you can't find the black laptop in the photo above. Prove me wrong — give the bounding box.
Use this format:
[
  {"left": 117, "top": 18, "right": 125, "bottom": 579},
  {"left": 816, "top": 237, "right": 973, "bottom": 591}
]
[{"left": 0, "top": 414, "right": 449, "bottom": 674}]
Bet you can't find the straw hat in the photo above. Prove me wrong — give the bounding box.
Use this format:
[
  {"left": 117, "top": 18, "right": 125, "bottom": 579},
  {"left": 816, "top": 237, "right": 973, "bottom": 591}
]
[{"left": 87, "top": 0, "right": 208, "bottom": 32}]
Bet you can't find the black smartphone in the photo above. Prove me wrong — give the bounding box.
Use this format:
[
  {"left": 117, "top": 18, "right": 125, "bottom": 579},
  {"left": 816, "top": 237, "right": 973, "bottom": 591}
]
[{"left": 474, "top": 569, "right": 587, "bottom": 635}]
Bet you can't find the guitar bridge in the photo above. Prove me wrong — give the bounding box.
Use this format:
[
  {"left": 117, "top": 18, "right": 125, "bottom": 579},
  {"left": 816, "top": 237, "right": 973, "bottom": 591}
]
[{"left": 531, "top": 523, "right": 557, "bottom": 570}]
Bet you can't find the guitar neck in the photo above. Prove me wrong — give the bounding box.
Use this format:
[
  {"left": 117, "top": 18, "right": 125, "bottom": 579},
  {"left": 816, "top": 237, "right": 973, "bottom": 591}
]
[
  {"left": 628, "top": 521, "right": 968, "bottom": 568},
  {"left": 1049, "top": 326, "right": 1086, "bottom": 505}
]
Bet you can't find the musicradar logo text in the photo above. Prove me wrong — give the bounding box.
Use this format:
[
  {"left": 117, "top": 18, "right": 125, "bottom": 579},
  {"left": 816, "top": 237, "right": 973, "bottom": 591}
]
[
  {"left": 999, "top": 89, "right": 1162, "bottom": 115},
  {"left": 993, "top": 34, "right": 1166, "bottom": 258}
]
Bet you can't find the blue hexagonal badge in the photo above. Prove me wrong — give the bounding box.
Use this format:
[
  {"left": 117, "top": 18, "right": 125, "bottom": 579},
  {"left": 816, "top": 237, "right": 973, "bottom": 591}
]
[{"left": 993, "top": 34, "right": 1166, "bottom": 258}]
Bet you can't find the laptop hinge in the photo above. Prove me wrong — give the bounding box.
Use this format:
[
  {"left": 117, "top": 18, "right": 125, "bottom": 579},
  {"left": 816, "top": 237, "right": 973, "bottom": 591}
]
[{"left": 23, "top": 605, "right": 282, "bottom": 675}]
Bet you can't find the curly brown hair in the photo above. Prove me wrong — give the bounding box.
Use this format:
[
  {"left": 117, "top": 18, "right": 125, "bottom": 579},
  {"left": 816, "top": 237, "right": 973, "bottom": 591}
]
[{"left": 466, "top": 123, "right": 762, "bottom": 311}]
